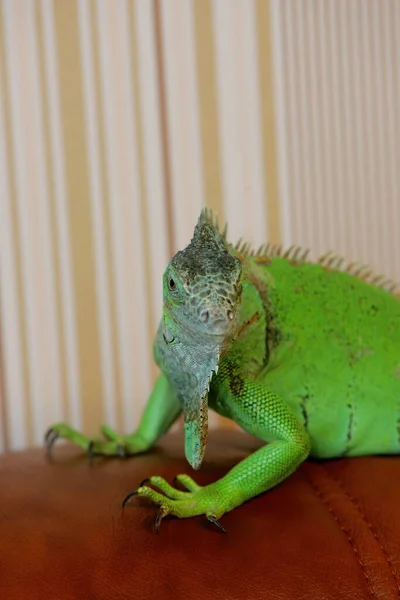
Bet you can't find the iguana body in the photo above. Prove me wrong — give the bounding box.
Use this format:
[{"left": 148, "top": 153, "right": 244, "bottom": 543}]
[{"left": 47, "top": 209, "right": 400, "bottom": 530}]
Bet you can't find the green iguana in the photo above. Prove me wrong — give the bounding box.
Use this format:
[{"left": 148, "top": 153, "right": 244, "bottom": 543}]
[{"left": 46, "top": 208, "right": 400, "bottom": 532}]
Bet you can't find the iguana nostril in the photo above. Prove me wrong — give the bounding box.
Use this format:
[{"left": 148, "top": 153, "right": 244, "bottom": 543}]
[{"left": 200, "top": 310, "right": 209, "bottom": 323}]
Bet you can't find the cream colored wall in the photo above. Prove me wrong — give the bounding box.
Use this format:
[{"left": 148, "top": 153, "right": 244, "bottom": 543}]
[{"left": 0, "top": 0, "right": 399, "bottom": 450}]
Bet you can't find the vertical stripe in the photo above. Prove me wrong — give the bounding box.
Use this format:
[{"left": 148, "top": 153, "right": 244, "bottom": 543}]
[
  {"left": 53, "top": 0, "right": 103, "bottom": 435},
  {"left": 347, "top": 1, "right": 368, "bottom": 261},
  {"left": 0, "top": 320, "right": 6, "bottom": 451},
  {"left": 78, "top": 0, "right": 117, "bottom": 429},
  {"left": 39, "top": 0, "right": 81, "bottom": 429},
  {"left": 394, "top": 1, "right": 400, "bottom": 279},
  {"left": 193, "top": 0, "right": 224, "bottom": 224},
  {"left": 370, "top": 1, "right": 389, "bottom": 269},
  {"left": 384, "top": 0, "right": 400, "bottom": 276},
  {"left": 128, "top": 0, "right": 156, "bottom": 347},
  {"left": 325, "top": 1, "right": 345, "bottom": 254},
  {"left": 269, "top": 0, "right": 292, "bottom": 246},
  {"left": 160, "top": 0, "right": 204, "bottom": 251},
  {"left": 282, "top": 0, "right": 305, "bottom": 247},
  {"left": 27, "top": 0, "right": 64, "bottom": 436},
  {"left": 95, "top": 0, "right": 152, "bottom": 430},
  {"left": 213, "top": 0, "right": 268, "bottom": 248},
  {"left": 303, "top": 1, "right": 324, "bottom": 255},
  {"left": 133, "top": 0, "right": 169, "bottom": 330},
  {"left": 255, "top": 0, "right": 281, "bottom": 244},
  {"left": 91, "top": 0, "right": 124, "bottom": 431},
  {"left": 336, "top": 1, "right": 356, "bottom": 261},
  {"left": 129, "top": 0, "right": 160, "bottom": 360},
  {"left": 359, "top": 3, "right": 379, "bottom": 266},
  {"left": 40, "top": 0, "right": 81, "bottom": 429},
  {"left": 153, "top": 0, "right": 174, "bottom": 258},
  {"left": 0, "top": 3, "right": 29, "bottom": 449},
  {"left": 2, "top": 0, "right": 48, "bottom": 446}
]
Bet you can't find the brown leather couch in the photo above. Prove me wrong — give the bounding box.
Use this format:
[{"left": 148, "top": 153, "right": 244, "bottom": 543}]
[{"left": 1, "top": 431, "right": 399, "bottom": 599}]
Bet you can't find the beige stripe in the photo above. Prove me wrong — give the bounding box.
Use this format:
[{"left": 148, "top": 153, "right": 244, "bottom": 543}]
[
  {"left": 94, "top": 0, "right": 153, "bottom": 431},
  {"left": 128, "top": 1, "right": 158, "bottom": 382},
  {"left": 0, "top": 30, "right": 27, "bottom": 448},
  {"left": 53, "top": 0, "right": 103, "bottom": 435},
  {"left": 0, "top": 12, "right": 8, "bottom": 450},
  {"left": 159, "top": 0, "right": 205, "bottom": 249},
  {"left": 153, "top": 0, "right": 174, "bottom": 257},
  {"left": 0, "top": 320, "right": 8, "bottom": 450},
  {"left": 255, "top": 0, "right": 281, "bottom": 244},
  {"left": 78, "top": 0, "right": 116, "bottom": 429},
  {"left": 89, "top": 0, "right": 123, "bottom": 432},
  {"left": 0, "top": 5, "right": 33, "bottom": 447},
  {"left": 34, "top": 2, "right": 69, "bottom": 424},
  {"left": 132, "top": 0, "right": 170, "bottom": 329},
  {"left": 193, "top": 0, "right": 224, "bottom": 224}
]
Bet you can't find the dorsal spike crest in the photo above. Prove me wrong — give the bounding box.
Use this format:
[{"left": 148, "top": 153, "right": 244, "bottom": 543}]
[
  {"left": 319, "top": 252, "right": 331, "bottom": 265},
  {"left": 301, "top": 249, "right": 310, "bottom": 261},
  {"left": 326, "top": 254, "right": 339, "bottom": 268},
  {"left": 283, "top": 245, "right": 296, "bottom": 259},
  {"left": 292, "top": 247, "right": 302, "bottom": 261},
  {"left": 235, "top": 237, "right": 243, "bottom": 250},
  {"left": 197, "top": 206, "right": 399, "bottom": 297},
  {"left": 335, "top": 257, "right": 345, "bottom": 269}
]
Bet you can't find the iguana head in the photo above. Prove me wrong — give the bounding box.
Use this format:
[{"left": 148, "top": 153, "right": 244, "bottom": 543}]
[
  {"left": 165, "top": 210, "right": 242, "bottom": 339},
  {"left": 161, "top": 209, "right": 242, "bottom": 469}
]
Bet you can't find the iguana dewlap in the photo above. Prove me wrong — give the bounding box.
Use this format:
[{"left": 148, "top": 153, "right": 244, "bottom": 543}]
[{"left": 46, "top": 209, "right": 400, "bottom": 532}]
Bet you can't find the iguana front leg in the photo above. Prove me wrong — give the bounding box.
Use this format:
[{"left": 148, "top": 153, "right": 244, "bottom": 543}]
[
  {"left": 124, "top": 367, "right": 311, "bottom": 529},
  {"left": 46, "top": 374, "right": 181, "bottom": 456}
]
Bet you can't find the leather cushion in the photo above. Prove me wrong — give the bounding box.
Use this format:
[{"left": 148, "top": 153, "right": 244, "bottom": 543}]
[{"left": 0, "top": 431, "right": 399, "bottom": 599}]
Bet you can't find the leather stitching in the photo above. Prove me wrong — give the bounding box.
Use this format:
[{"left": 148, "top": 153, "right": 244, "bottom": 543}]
[
  {"left": 323, "top": 464, "right": 400, "bottom": 595},
  {"left": 305, "top": 468, "right": 376, "bottom": 599}
]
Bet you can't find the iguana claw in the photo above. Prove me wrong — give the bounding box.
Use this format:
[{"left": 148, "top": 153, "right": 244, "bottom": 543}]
[
  {"left": 122, "top": 489, "right": 140, "bottom": 509},
  {"left": 44, "top": 428, "right": 59, "bottom": 458},
  {"left": 207, "top": 514, "right": 227, "bottom": 533},
  {"left": 87, "top": 440, "right": 95, "bottom": 459},
  {"left": 117, "top": 444, "right": 126, "bottom": 458},
  {"left": 154, "top": 507, "right": 169, "bottom": 533}
]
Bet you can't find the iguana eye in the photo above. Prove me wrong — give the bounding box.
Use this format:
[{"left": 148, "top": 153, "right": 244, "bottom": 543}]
[{"left": 168, "top": 277, "right": 176, "bottom": 291}]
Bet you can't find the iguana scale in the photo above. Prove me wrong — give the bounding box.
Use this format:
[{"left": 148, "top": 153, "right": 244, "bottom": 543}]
[{"left": 46, "top": 209, "right": 400, "bottom": 532}]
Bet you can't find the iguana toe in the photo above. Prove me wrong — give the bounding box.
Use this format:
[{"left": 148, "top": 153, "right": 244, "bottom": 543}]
[
  {"left": 44, "top": 422, "right": 149, "bottom": 458},
  {"left": 122, "top": 475, "right": 228, "bottom": 528}
]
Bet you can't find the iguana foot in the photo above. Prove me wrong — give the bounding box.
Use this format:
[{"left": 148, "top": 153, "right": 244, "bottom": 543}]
[
  {"left": 45, "top": 423, "right": 148, "bottom": 458},
  {"left": 122, "top": 474, "right": 228, "bottom": 532}
]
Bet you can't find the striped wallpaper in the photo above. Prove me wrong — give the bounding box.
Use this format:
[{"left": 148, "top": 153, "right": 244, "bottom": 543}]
[{"left": 0, "top": 0, "right": 399, "bottom": 451}]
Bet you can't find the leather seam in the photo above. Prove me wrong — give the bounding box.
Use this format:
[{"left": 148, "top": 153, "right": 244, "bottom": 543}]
[
  {"left": 322, "top": 464, "right": 400, "bottom": 595},
  {"left": 305, "top": 469, "right": 375, "bottom": 599}
]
